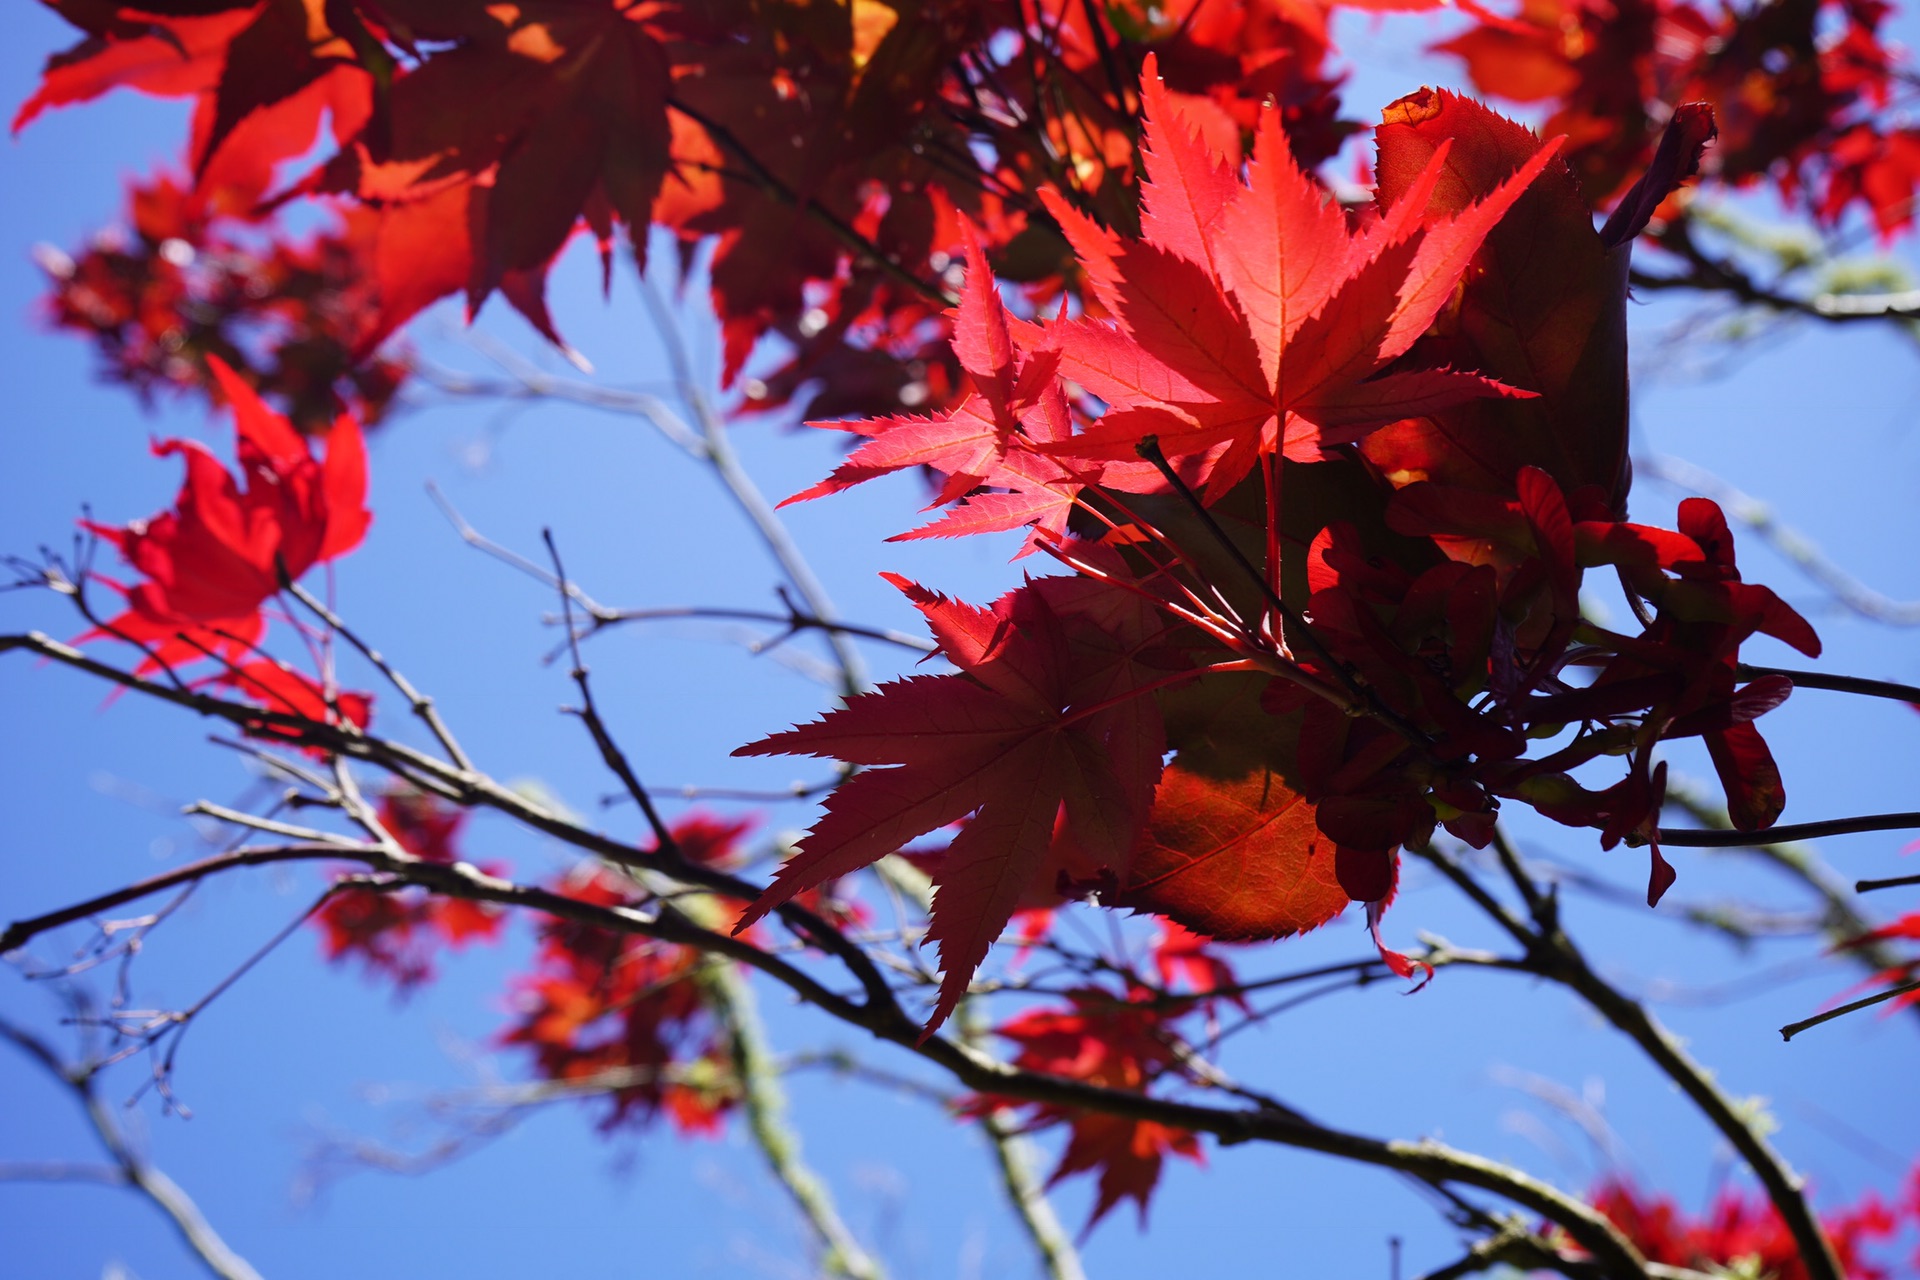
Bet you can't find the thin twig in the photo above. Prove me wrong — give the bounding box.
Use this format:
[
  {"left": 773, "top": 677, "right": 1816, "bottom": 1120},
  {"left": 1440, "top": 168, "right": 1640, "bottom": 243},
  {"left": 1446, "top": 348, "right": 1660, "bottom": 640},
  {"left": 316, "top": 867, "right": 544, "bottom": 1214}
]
[
  {"left": 424, "top": 480, "right": 609, "bottom": 613},
  {"left": 543, "top": 529, "right": 679, "bottom": 855},
  {"left": 1781, "top": 979, "right": 1920, "bottom": 1041},
  {"left": 282, "top": 582, "right": 474, "bottom": 770},
  {"left": 638, "top": 279, "right": 870, "bottom": 698},
  {"left": 1655, "top": 813, "right": 1920, "bottom": 847},
  {"left": 1856, "top": 872, "right": 1920, "bottom": 893},
  {"left": 2, "top": 845, "right": 355, "bottom": 955},
  {"left": 0, "top": 1160, "right": 127, "bottom": 1184},
  {"left": 1660, "top": 779, "right": 1920, "bottom": 1022},
  {"left": 580, "top": 605, "right": 934, "bottom": 655},
  {"left": 0, "top": 1018, "right": 265, "bottom": 1280}
]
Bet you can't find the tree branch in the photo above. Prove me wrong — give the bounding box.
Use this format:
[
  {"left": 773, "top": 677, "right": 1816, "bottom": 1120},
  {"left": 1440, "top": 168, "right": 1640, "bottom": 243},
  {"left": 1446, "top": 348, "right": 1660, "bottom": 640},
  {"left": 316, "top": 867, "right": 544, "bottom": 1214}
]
[
  {"left": 1633, "top": 217, "right": 1920, "bottom": 326},
  {"left": 281, "top": 581, "right": 474, "bottom": 770},
  {"left": 1637, "top": 454, "right": 1920, "bottom": 626},
  {"left": 543, "top": 528, "right": 679, "bottom": 854},
  {"left": 570, "top": 604, "right": 935, "bottom": 656},
  {"left": 0, "top": 1018, "right": 265, "bottom": 1280},
  {"left": 636, "top": 279, "right": 871, "bottom": 698},
  {"left": 703, "top": 959, "right": 886, "bottom": 1280},
  {"left": 956, "top": 1001, "right": 1087, "bottom": 1280},
  {"left": 316, "top": 857, "right": 1663, "bottom": 1279},
  {"left": 2, "top": 845, "right": 354, "bottom": 956},
  {"left": 979, "top": 1108, "right": 1088, "bottom": 1280},
  {"left": 1420, "top": 840, "right": 1844, "bottom": 1280},
  {"left": 1660, "top": 778, "right": 1920, "bottom": 1024},
  {"left": 1737, "top": 665, "right": 1920, "bottom": 705},
  {"left": 0, "top": 628, "right": 1733, "bottom": 1278}
]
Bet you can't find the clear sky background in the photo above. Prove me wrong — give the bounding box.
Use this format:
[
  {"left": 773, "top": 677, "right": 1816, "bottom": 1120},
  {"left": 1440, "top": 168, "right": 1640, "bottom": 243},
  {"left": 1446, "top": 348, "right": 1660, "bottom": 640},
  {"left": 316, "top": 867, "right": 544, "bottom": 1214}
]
[{"left": 4, "top": 7, "right": 1920, "bottom": 1280}]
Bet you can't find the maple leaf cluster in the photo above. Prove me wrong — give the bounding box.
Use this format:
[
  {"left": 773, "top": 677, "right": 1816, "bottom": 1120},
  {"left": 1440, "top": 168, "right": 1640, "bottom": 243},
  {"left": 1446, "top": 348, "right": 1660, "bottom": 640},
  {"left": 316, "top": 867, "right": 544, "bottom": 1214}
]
[
  {"left": 738, "top": 69, "right": 1822, "bottom": 1039},
  {"left": 11, "top": 0, "right": 1359, "bottom": 422},
  {"left": 313, "top": 789, "right": 504, "bottom": 987},
  {"left": 1438, "top": 0, "right": 1920, "bottom": 237},
  {"left": 1574, "top": 1171, "right": 1919, "bottom": 1279},
  {"left": 28, "top": 0, "right": 1918, "bottom": 439},
  {"left": 312, "top": 801, "right": 859, "bottom": 1139},
  {"left": 37, "top": 0, "right": 1912, "bottom": 437},
  {"left": 39, "top": 173, "right": 407, "bottom": 430},
  {"left": 946, "top": 923, "right": 1246, "bottom": 1226},
  {"left": 970, "top": 986, "right": 1206, "bottom": 1231},
  {"left": 76, "top": 355, "right": 375, "bottom": 735},
  {"left": 497, "top": 814, "right": 762, "bottom": 1136}
]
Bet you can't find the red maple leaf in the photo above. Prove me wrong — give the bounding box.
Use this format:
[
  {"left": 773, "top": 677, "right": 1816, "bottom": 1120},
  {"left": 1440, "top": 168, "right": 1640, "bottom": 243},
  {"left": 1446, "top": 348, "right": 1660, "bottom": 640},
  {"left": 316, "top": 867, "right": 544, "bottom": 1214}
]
[
  {"left": 1360, "top": 89, "right": 1650, "bottom": 514},
  {"left": 42, "top": 172, "right": 412, "bottom": 429},
  {"left": 1118, "top": 758, "right": 1351, "bottom": 942},
  {"left": 1149, "top": 921, "right": 1246, "bottom": 1008},
  {"left": 502, "top": 826, "right": 743, "bottom": 1135},
  {"left": 734, "top": 574, "right": 1173, "bottom": 1034},
  {"left": 1038, "top": 56, "right": 1562, "bottom": 500},
  {"left": 83, "top": 356, "right": 369, "bottom": 661}
]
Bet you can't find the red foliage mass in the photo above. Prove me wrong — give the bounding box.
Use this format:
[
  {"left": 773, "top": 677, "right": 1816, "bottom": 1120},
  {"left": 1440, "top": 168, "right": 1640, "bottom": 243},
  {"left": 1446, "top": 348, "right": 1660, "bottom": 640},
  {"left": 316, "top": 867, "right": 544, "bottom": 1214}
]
[
  {"left": 28, "top": 0, "right": 1916, "bottom": 442},
  {"left": 1582, "top": 1174, "right": 1908, "bottom": 1280},
  {"left": 500, "top": 813, "right": 760, "bottom": 1135},
  {"left": 313, "top": 790, "right": 502, "bottom": 988},
  {"left": 744, "top": 77, "right": 1815, "bottom": 1025},
  {"left": 1436, "top": 0, "right": 1920, "bottom": 236},
  {"left": 27, "top": 2, "right": 1920, "bottom": 1242},
  {"left": 972, "top": 988, "right": 1204, "bottom": 1231},
  {"left": 41, "top": 174, "right": 409, "bottom": 429},
  {"left": 14, "top": 0, "right": 1440, "bottom": 429}
]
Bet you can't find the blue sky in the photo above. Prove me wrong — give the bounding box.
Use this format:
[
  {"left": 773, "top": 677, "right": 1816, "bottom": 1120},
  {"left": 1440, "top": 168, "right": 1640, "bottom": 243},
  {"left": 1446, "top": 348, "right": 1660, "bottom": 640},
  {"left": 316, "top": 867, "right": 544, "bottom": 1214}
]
[{"left": 4, "top": 7, "right": 1920, "bottom": 1279}]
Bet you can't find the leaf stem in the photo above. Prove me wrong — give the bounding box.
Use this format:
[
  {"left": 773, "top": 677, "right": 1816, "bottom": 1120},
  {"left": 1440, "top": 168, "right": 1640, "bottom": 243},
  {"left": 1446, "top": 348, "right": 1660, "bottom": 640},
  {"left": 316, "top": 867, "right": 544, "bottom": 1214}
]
[{"left": 1132, "top": 436, "right": 1436, "bottom": 750}]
